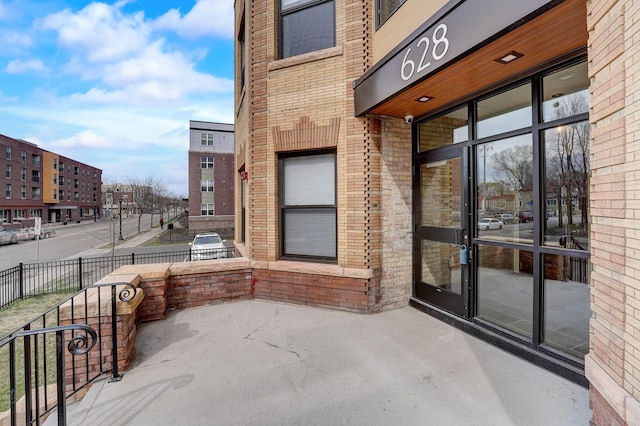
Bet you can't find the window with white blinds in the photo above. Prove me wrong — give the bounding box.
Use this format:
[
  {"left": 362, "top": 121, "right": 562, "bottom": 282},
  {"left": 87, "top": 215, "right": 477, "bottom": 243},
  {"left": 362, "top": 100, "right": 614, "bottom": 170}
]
[{"left": 281, "top": 152, "right": 336, "bottom": 260}]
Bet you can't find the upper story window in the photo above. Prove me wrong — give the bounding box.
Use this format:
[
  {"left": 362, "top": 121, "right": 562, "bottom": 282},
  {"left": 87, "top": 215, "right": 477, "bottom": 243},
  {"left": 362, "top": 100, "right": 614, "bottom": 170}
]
[
  {"left": 280, "top": 0, "right": 335, "bottom": 59},
  {"left": 377, "top": 0, "right": 406, "bottom": 28},
  {"left": 31, "top": 154, "right": 40, "bottom": 167},
  {"left": 201, "top": 156, "right": 214, "bottom": 169},
  {"left": 5, "top": 146, "right": 11, "bottom": 160},
  {"left": 201, "top": 133, "right": 214, "bottom": 146},
  {"left": 5, "top": 165, "right": 11, "bottom": 179},
  {"left": 238, "top": 16, "right": 246, "bottom": 91},
  {"left": 53, "top": 158, "right": 57, "bottom": 170},
  {"left": 21, "top": 151, "right": 26, "bottom": 163}
]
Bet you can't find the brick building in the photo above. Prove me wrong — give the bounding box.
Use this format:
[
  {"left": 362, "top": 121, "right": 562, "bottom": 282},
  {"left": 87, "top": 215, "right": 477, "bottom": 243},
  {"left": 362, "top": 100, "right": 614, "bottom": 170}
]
[
  {"left": 188, "top": 121, "right": 234, "bottom": 235},
  {"left": 234, "top": 0, "right": 640, "bottom": 422},
  {"left": 0, "top": 133, "right": 102, "bottom": 224}
]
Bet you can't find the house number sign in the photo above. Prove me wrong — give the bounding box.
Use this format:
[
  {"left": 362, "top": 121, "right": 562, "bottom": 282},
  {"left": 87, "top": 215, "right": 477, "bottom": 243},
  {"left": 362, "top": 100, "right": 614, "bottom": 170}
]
[{"left": 400, "top": 24, "right": 450, "bottom": 81}]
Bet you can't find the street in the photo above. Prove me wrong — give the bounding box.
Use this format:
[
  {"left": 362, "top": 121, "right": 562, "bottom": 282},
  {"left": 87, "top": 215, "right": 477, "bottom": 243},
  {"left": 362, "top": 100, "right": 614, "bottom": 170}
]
[{"left": 0, "top": 214, "right": 162, "bottom": 271}]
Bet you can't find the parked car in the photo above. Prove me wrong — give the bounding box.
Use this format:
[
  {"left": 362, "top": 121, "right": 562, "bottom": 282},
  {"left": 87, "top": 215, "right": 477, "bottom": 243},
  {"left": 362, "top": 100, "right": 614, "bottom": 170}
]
[
  {"left": 477, "top": 218, "right": 504, "bottom": 230},
  {"left": 518, "top": 211, "right": 534, "bottom": 223},
  {"left": 0, "top": 226, "right": 18, "bottom": 245},
  {"left": 189, "top": 232, "right": 228, "bottom": 260},
  {"left": 495, "top": 213, "right": 518, "bottom": 224}
]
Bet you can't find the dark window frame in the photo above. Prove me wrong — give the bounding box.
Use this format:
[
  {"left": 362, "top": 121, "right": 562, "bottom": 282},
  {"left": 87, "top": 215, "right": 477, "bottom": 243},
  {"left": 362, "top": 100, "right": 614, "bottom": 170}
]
[
  {"left": 279, "top": 0, "right": 336, "bottom": 59},
  {"left": 376, "top": 0, "right": 406, "bottom": 29},
  {"left": 279, "top": 149, "right": 337, "bottom": 262}
]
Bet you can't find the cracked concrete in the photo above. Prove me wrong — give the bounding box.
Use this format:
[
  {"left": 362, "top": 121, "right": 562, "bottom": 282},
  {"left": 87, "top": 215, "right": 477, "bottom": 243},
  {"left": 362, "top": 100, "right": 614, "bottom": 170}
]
[{"left": 64, "top": 300, "right": 591, "bottom": 425}]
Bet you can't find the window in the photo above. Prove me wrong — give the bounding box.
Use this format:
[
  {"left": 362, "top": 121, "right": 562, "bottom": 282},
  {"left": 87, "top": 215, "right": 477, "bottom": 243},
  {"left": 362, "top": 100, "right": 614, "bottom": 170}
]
[
  {"left": 201, "top": 157, "right": 214, "bottom": 169},
  {"left": 21, "top": 151, "right": 26, "bottom": 163},
  {"left": 21, "top": 186, "right": 26, "bottom": 199},
  {"left": 53, "top": 158, "right": 57, "bottom": 169},
  {"left": 280, "top": 0, "right": 335, "bottom": 59},
  {"left": 32, "top": 187, "right": 40, "bottom": 200},
  {"left": 201, "top": 180, "right": 214, "bottom": 192},
  {"left": 74, "top": 166, "right": 79, "bottom": 175},
  {"left": 31, "top": 154, "right": 40, "bottom": 167},
  {"left": 53, "top": 189, "right": 57, "bottom": 200},
  {"left": 53, "top": 174, "right": 57, "bottom": 184},
  {"left": 5, "top": 165, "right": 11, "bottom": 179},
  {"left": 201, "top": 203, "right": 214, "bottom": 216},
  {"left": 0, "top": 210, "right": 7, "bottom": 223},
  {"left": 21, "top": 168, "right": 26, "bottom": 181},
  {"left": 377, "top": 0, "right": 406, "bottom": 28},
  {"left": 280, "top": 151, "right": 336, "bottom": 260},
  {"left": 74, "top": 192, "right": 79, "bottom": 201},
  {"left": 32, "top": 170, "right": 40, "bottom": 183},
  {"left": 59, "top": 162, "right": 64, "bottom": 172},
  {"left": 5, "top": 146, "right": 11, "bottom": 160},
  {"left": 238, "top": 16, "right": 246, "bottom": 90},
  {"left": 5, "top": 184, "right": 11, "bottom": 198},
  {"left": 201, "top": 133, "right": 214, "bottom": 146}
]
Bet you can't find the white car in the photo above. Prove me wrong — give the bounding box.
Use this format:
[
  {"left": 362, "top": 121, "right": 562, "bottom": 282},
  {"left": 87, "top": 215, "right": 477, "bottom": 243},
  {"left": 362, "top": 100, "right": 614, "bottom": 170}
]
[
  {"left": 477, "top": 218, "right": 504, "bottom": 231},
  {"left": 0, "top": 226, "right": 18, "bottom": 245},
  {"left": 189, "top": 233, "right": 227, "bottom": 260}
]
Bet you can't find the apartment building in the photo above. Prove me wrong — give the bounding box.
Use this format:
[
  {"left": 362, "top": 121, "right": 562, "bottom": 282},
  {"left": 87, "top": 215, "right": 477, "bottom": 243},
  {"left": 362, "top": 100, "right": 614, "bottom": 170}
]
[
  {"left": 235, "top": 0, "right": 640, "bottom": 422},
  {"left": 187, "top": 121, "right": 234, "bottom": 234},
  {"left": 0, "top": 133, "right": 102, "bottom": 224}
]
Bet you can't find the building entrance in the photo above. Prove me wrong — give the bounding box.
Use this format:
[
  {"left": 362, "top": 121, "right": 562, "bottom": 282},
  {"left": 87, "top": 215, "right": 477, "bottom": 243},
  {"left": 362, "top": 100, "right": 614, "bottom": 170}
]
[
  {"left": 415, "top": 144, "right": 468, "bottom": 317},
  {"left": 412, "top": 58, "right": 591, "bottom": 366}
]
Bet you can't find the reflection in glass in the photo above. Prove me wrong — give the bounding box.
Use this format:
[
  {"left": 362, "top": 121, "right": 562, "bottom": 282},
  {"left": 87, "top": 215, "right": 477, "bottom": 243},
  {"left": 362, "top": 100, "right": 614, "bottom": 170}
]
[
  {"left": 421, "top": 240, "right": 461, "bottom": 295},
  {"left": 477, "top": 245, "right": 533, "bottom": 339},
  {"left": 542, "top": 61, "right": 589, "bottom": 122},
  {"left": 475, "top": 135, "right": 533, "bottom": 244},
  {"left": 477, "top": 83, "right": 531, "bottom": 138},
  {"left": 543, "top": 255, "right": 591, "bottom": 358},
  {"left": 421, "top": 158, "right": 461, "bottom": 228},
  {"left": 418, "top": 106, "right": 468, "bottom": 152},
  {"left": 543, "top": 122, "right": 590, "bottom": 250}
]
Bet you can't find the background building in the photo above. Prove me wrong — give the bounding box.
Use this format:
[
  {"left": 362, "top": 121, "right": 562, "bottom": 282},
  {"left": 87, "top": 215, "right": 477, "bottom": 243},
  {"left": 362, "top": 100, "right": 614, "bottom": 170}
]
[
  {"left": 188, "top": 121, "right": 234, "bottom": 235},
  {"left": 0, "top": 133, "right": 102, "bottom": 224}
]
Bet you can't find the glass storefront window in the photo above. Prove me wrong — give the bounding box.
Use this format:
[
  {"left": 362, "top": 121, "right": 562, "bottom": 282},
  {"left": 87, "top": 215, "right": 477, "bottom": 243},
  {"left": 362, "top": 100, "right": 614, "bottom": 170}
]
[
  {"left": 543, "top": 122, "right": 590, "bottom": 250},
  {"left": 476, "top": 83, "right": 531, "bottom": 139},
  {"left": 477, "top": 245, "right": 533, "bottom": 339},
  {"left": 542, "top": 61, "right": 589, "bottom": 122},
  {"left": 543, "top": 255, "right": 591, "bottom": 358},
  {"left": 418, "top": 106, "right": 468, "bottom": 152},
  {"left": 476, "top": 135, "right": 533, "bottom": 243}
]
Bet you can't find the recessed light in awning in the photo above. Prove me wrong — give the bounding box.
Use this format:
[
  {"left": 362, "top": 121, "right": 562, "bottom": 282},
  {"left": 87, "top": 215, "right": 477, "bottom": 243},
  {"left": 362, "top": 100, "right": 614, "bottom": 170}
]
[{"left": 495, "top": 51, "right": 524, "bottom": 64}]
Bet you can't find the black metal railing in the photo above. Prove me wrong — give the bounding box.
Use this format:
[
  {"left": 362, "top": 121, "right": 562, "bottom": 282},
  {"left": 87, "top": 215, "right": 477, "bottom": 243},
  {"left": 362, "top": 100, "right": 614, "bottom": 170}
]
[
  {"left": 0, "top": 282, "right": 137, "bottom": 425},
  {"left": 0, "top": 247, "right": 235, "bottom": 310}
]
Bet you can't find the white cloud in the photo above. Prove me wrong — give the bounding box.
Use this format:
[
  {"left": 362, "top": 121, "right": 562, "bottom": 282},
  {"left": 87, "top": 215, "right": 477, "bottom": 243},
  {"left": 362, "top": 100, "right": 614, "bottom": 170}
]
[
  {"left": 45, "top": 129, "right": 113, "bottom": 149},
  {"left": 40, "top": 2, "right": 149, "bottom": 63},
  {"left": 6, "top": 59, "right": 46, "bottom": 74},
  {"left": 153, "top": 0, "right": 234, "bottom": 40}
]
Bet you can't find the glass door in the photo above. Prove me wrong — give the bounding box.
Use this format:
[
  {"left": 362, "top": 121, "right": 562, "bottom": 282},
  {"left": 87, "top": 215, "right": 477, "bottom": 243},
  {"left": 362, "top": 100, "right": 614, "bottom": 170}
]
[{"left": 414, "top": 144, "right": 468, "bottom": 316}]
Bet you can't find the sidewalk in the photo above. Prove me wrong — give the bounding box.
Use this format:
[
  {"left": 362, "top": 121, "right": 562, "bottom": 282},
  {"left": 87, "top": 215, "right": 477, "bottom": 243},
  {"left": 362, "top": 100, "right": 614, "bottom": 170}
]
[{"left": 62, "top": 300, "right": 591, "bottom": 426}]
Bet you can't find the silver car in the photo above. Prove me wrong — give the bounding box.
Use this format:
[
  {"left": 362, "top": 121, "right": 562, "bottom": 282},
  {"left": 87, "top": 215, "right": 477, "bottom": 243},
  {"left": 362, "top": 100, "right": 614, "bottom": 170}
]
[
  {"left": 189, "top": 233, "right": 227, "bottom": 260},
  {"left": 0, "top": 226, "right": 18, "bottom": 245}
]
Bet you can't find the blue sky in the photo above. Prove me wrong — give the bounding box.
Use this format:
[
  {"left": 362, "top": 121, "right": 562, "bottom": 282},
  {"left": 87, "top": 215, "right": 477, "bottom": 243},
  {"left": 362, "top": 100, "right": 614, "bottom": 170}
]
[{"left": 0, "top": 0, "right": 234, "bottom": 197}]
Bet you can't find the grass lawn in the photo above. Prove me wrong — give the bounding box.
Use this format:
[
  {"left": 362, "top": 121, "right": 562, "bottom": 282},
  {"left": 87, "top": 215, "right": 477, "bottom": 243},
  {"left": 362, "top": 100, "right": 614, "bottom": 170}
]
[{"left": 0, "top": 291, "right": 77, "bottom": 413}]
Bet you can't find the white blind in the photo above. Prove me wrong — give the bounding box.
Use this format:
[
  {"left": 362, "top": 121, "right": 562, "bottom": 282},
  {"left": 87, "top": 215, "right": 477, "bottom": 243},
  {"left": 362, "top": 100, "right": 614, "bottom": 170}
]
[
  {"left": 284, "top": 209, "right": 336, "bottom": 257},
  {"left": 283, "top": 153, "right": 335, "bottom": 206}
]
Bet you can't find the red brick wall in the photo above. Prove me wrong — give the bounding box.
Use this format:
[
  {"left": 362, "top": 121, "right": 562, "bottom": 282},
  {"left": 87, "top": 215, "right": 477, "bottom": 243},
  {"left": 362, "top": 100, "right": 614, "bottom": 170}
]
[
  {"left": 589, "top": 386, "right": 625, "bottom": 426},
  {"left": 252, "top": 269, "right": 371, "bottom": 313},
  {"left": 167, "top": 269, "right": 252, "bottom": 310}
]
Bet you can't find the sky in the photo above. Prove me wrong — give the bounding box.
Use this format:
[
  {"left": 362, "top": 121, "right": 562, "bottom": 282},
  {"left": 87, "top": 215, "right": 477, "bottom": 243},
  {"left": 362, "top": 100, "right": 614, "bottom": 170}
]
[{"left": 0, "top": 0, "right": 235, "bottom": 197}]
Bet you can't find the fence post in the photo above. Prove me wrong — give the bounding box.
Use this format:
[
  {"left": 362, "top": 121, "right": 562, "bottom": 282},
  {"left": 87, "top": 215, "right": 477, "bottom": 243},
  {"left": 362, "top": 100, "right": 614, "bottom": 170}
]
[
  {"left": 131, "top": 252, "right": 135, "bottom": 265},
  {"left": 78, "top": 257, "right": 83, "bottom": 291},
  {"left": 19, "top": 263, "right": 24, "bottom": 299}
]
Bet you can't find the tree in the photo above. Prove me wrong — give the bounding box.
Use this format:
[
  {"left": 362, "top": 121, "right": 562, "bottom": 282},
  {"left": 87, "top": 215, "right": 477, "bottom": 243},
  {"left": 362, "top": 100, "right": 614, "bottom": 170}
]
[{"left": 128, "top": 176, "right": 169, "bottom": 233}]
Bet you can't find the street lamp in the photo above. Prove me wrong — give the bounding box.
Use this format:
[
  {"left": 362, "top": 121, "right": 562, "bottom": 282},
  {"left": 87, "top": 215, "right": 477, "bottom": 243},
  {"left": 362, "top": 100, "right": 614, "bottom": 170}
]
[{"left": 118, "top": 199, "right": 124, "bottom": 240}]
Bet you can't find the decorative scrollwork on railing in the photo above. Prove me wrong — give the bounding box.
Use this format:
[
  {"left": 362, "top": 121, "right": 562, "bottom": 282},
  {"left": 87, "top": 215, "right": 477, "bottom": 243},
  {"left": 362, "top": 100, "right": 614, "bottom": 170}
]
[
  {"left": 14, "top": 324, "right": 98, "bottom": 356},
  {"left": 93, "top": 282, "right": 138, "bottom": 302}
]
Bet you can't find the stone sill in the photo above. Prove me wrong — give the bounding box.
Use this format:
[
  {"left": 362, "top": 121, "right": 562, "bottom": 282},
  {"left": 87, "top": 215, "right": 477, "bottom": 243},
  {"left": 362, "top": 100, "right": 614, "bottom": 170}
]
[{"left": 268, "top": 45, "right": 343, "bottom": 72}]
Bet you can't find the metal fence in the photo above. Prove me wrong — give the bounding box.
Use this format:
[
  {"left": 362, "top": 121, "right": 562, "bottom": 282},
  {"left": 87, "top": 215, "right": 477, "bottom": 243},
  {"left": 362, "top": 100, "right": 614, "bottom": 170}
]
[
  {"left": 0, "top": 282, "right": 138, "bottom": 425},
  {"left": 0, "top": 247, "right": 235, "bottom": 310}
]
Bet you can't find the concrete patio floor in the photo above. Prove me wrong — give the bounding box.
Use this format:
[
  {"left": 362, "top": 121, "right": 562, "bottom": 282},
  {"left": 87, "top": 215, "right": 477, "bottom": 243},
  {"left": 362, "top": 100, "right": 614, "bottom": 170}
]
[{"left": 66, "top": 300, "right": 591, "bottom": 425}]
